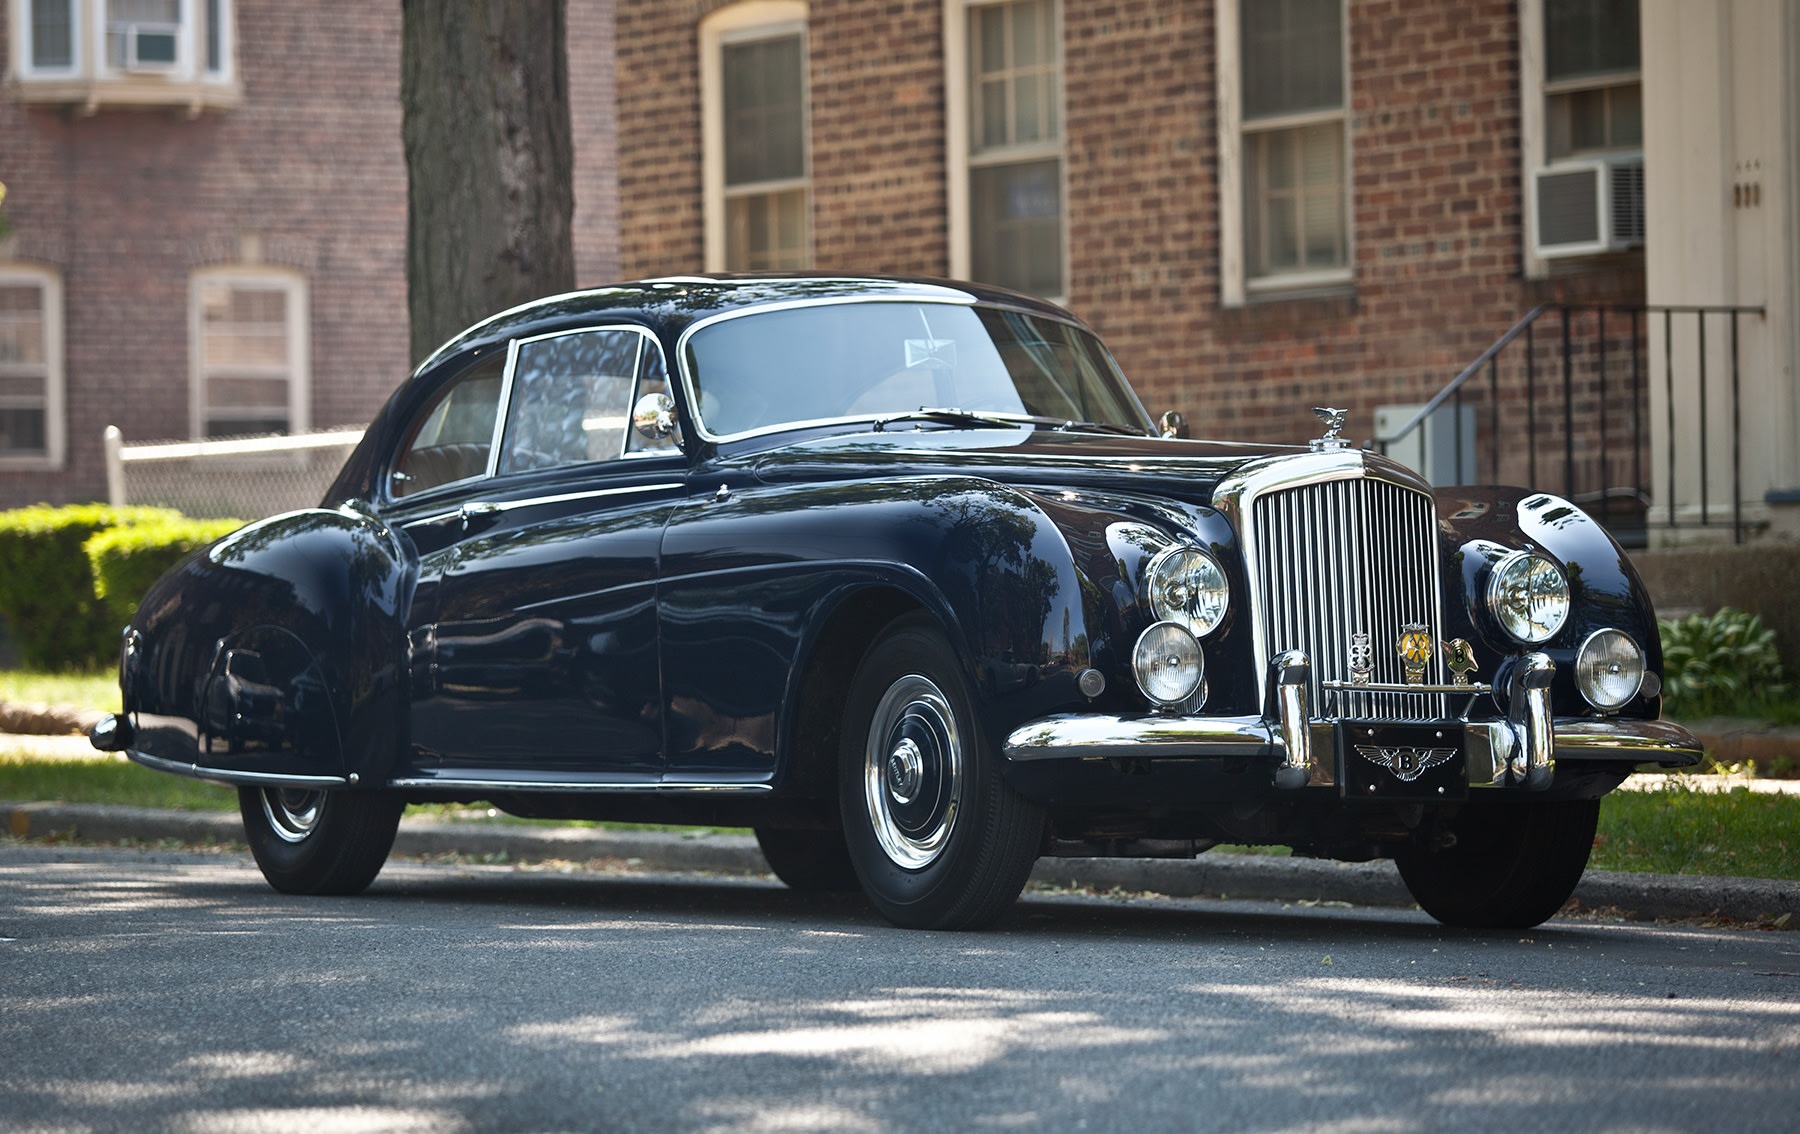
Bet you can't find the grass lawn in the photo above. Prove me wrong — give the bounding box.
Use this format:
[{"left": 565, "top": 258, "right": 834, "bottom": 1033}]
[{"left": 0, "top": 672, "right": 118, "bottom": 712}]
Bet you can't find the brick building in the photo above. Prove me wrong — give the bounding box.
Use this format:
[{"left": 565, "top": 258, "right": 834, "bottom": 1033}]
[
  {"left": 4, "top": 0, "right": 1796, "bottom": 546},
  {"left": 0, "top": 0, "right": 620, "bottom": 507}
]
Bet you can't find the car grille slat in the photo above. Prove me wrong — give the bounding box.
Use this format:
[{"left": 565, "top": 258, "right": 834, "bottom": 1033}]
[{"left": 1251, "top": 475, "right": 1445, "bottom": 721}]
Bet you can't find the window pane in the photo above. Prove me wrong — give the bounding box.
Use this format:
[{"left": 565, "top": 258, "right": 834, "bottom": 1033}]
[
  {"left": 1545, "top": 81, "right": 1641, "bottom": 159},
  {"left": 1545, "top": 0, "right": 1639, "bottom": 82},
  {"left": 202, "top": 285, "right": 288, "bottom": 370},
  {"left": 971, "top": 159, "right": 1063, "bottom": 298},
  {"left": 206, "top": 417, "right": 288, "bottom": 439},
  {"left": 106, "top": 0, "right": 182, "bottom": 68},
  {"left": 1, "top": 409, "right": 49, "bottom": 453},
  {"left": 206, "top": 0, "right": 222, "bottom": 72},
  {"left": 1242, "top": 0, "right": 1343, "bottom": 120},
  {"left": 502, "top": 330, "right": 643, "bottom": 473},
  {"left": 393, "top": 352, "right": 506, "bottom": 496},
  {"left": 206, "top": 376, "right": 288, "bottom": 409},
  {"left": 0, "top": 286, "right": 46, "bottom": 365},
  {"left": 970, "top": 0, "right": 1060, "bottom": 153},
  {"left": 726, "top": 189, "right": 808, "bottom": 271},
  {"left": 1246, "top": 125, "right": 1344, "bottom": 278},
  {"left": 31, "top": 0, "right": 74, "bottom": 68},
  {"left": 724, "top": 35, "right": 805, "bottom": 186}
]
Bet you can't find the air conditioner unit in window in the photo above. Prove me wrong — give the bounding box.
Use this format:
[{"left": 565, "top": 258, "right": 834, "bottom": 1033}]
[
  {"left": 120, "top": 23, "right": 181, "bottom": 71},
  {"left": 1533, "top": 155, "right": 1645, "bottom": 259}
]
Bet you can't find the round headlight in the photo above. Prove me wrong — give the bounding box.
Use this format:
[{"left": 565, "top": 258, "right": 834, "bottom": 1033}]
[
  {"left": 1145, "top": 545, "right": 1229, "bottom": 637},
  {"left": 1487, "top": 551, "right": 1570, "bottom": 644},
  {"left": 1576, "top": 628, "right": 1645, "bottom": 711},
  {"left": 1133, "top": 621, "right": 1203, "bottom": 706}
]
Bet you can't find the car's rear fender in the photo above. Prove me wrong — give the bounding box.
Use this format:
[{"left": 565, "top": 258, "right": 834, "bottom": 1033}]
[{"left": 125, "top": 506, "right": 415, "bottom": 785}]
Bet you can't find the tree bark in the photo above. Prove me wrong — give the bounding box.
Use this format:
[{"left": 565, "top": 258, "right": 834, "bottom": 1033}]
[{"left": 401, "top": 0, "right": 575, "bottom": 366}]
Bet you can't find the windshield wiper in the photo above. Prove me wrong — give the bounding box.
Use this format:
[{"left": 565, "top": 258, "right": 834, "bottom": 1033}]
[
  {"left": 869, "top": 408, "right": 1149, "bottom": 437},
  {"left": 872, "top": 408, "right": 1026, "bottom": 432}
]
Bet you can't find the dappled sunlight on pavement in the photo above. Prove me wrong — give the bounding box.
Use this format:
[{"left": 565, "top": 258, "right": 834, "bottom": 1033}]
[{"left": 3, "top": 846, "right": 1798, "bottom": 1132}]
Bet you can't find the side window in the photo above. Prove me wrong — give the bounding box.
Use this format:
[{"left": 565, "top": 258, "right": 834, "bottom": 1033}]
[
  {"left": 391, "top": 350, "right": 507, "bottom": 498},
  {"left": 500, "top": 328, "right": 646, "bottom": 474},
  {"left": 625, "top": 338, "right": 679, "bottom": 456}
]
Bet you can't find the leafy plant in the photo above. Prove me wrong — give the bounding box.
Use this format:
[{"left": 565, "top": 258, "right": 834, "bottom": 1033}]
[{"left": 1658, "top": 607, "right": 1789, "bottom": 719}]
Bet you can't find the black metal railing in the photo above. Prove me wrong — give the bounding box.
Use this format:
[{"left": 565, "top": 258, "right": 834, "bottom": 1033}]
[{"left": 1375, "top": 304, "right": 1765, "bottom": 546}]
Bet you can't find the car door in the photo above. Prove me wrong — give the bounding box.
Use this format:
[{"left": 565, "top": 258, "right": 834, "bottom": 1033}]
[{"left": 405, "top": 326, "right": 686, "bottom": 783}]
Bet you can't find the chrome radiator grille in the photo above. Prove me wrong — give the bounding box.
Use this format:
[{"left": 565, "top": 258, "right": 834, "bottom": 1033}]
[{"left": 1250, "top": 475, "right": 1447, "bottom": 720}]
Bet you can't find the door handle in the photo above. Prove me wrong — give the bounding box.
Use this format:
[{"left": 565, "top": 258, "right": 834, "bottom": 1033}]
[{"left": 461, "top": 501, "right": 502, "bottom": 517}]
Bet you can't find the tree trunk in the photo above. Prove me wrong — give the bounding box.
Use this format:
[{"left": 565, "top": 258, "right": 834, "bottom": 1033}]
[{"left": 401, "top": 0, "right": 575, "bottom": 366}]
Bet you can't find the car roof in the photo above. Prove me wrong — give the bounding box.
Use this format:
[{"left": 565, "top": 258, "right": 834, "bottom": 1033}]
[{"left": 412, "top": 273, "right": 1088, "bottom": 377}]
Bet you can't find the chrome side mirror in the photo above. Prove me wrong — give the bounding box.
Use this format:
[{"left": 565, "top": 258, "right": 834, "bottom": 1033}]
[
  {"left": 632, "top": 392, "right": 677, "bottom": 441},
  {"left": 1158, "top": 411, "right": 1189, "bottom": 440}
]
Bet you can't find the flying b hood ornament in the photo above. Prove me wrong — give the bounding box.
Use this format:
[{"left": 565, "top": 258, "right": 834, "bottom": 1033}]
[{"left": 1310, "top": 407, "right": 1351, "bottom": 451}]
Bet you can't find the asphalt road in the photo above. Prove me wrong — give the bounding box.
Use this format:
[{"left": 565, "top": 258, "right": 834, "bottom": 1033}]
[{"left": 3, "top": 846, "right": 1798, "bottom": 1134}]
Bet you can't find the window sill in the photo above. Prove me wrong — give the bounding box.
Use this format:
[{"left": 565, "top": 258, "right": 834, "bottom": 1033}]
[
  {"left": 1244, "top": 268, "right": 1354, "bottom": 297},
  {"left": 10, "top": 74, "right": 242, "bottom": 114},
  {"left": 0, "top": 454, "right": 62, "bottom": 471}
]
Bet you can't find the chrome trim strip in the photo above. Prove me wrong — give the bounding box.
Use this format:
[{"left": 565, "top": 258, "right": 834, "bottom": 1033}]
[
  {"left": 674, "top": 294, "right": 1116, "bottom": 445},
  {"left": 465, "top": 482, "right": 686, "bottom": 515},
  {"left": 386, "top": 777, "right": 774, "bottom": 793},
  {"left": 127, "top": 749, "right": 349, "bottom": 788},
  {"left": 1003, "top": 714, "right": 1275, "bottom": 761}
]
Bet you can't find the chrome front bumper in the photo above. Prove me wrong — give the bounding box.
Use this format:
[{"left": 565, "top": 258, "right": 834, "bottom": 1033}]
[{"left": 1002, "top": 651, "right": 1704, "bottom": 789}]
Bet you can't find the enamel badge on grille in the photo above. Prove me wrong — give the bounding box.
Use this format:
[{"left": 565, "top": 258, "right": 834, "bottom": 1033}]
[
  {"left": 1398, "top": 623, "right": 1432, "bottom": 685},
  {"left": 1354, "top": 744, "right": 1458, "bottom": 782}
]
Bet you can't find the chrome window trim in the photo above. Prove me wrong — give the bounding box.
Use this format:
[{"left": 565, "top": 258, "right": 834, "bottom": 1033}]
[
  {"left": 383, "top": 337, "right": 517, "bottom": 504},
  {"left": 673, "top": 293, "right": 1148, "bottom": 444},
  {"left": 1211, "top": 450, "right": 1442, "bottom": 712}
]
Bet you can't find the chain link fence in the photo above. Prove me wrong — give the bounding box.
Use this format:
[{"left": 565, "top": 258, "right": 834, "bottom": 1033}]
[{"left": 104, "top": 426, "right": 366, "bottom": 520}]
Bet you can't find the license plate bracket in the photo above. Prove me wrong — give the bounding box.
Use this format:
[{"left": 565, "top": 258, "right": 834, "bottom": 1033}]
[{"left": 1336, "top": 720, "right": 1468, "bottom": 801}]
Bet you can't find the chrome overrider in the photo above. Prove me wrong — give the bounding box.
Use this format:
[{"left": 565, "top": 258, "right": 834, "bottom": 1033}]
[{"left": 1002, "top": 650, "right": 1705, "bottom": 786}]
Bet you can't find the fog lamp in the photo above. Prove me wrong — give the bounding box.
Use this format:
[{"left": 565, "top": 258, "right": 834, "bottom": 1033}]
[
  {"left": 1575, "top": 628, "right": 1645, "bottom": 712},
  {"left": 1133, "top": 621, "right": 1203, "bottom": 706}
]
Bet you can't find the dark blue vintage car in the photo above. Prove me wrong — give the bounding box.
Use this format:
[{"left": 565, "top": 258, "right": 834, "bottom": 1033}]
[{"left": 94, "top": 275, "right": 1702, "bottom": 929}]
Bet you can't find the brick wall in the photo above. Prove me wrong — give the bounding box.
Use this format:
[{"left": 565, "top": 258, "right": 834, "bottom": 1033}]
[
  {"left": 0, "top": 0, "right": 620, "bottom": 509},
  {"left": 613, "top": 0, "right": 1644, "bottom": 449}
]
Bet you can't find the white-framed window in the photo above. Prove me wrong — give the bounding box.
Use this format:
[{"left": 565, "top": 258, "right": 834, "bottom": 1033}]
[
  {"left": 189, "top": 268, "right": 308, "bottom": 439},
  {"left": 1520, "top": 0, "right": 1642, "bottom": 274},
  {"left": 1216, "top": 0, "right": 1351, "bottom": 305},
  {"left": 0, "top": 265, "right": 64, "bottom": 469},
  {"left": 945, "top": 0, "right": 1067, "bottom": 301},
  {"left": 701, "top": 1, "right": 810, "bottom": 272},
  {"left": 9, "top": 0, "right": 235, "bottom": 107}
]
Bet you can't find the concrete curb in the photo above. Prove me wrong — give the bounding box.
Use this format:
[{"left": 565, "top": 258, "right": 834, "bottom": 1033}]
[{"left": 5, "top": 800, "right": 1797, "bottom": 924}]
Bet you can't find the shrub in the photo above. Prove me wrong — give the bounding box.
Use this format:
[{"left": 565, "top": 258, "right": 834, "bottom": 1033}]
[
  {"left": 0, "top": 505, "right": 182, "bottom": 671},
  {"left": 1658, "top": 607, "right": 1789, "bottom": 719},
  {"left": 85, "top": 517, "right": 246, "bottom": 632}
]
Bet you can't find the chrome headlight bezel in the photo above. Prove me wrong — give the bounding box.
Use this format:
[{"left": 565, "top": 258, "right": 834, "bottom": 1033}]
[
  {"left": 1132, "top": 620, "right": 1204, "bottom": 706},
  {"left": 1143, "top": 544, "right": 1230, "bottom": 639},
  {"left": 1575, "top": 628, "right": 1645, "bottom": 712},
  {"left": 1486, "top": 550, "right": 1570, "bottom": 644}
]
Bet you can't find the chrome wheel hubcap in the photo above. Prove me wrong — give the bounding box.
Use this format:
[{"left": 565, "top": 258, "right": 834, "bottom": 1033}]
[
  {"left": 261, "top": 788, "right": 325, "bottom": 844},
  {"left": 863, "top": 675, "right": 961, "bottom": 869}
]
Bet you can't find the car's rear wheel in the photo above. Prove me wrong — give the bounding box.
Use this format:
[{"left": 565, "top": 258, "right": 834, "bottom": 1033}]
[
  {"left": 837, "top": 615, "right": 1044, "bottom": 929},
  {"left": 238, "top": 787, "right": 404, "bottom": 896},
  {"left": 754, "top": 827, "right": 861, "bottom": 892},
  {"left": 1394, "top": 798, "right": 1599, "bottom": 928}
]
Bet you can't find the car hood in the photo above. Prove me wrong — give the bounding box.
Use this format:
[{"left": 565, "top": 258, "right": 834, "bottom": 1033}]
[{"left": 743, "top": 428, "right": 1308, "bottom": 506}]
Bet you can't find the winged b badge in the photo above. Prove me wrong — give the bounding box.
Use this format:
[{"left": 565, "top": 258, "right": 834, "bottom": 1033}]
[{"left": 1354, "top": 745, "right": 1458, "bottom": 782}]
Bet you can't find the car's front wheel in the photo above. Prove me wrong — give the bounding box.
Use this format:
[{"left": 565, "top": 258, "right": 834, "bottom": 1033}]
[
  {"left": 238, "top": 787, "right": 404, "bottom": 895},
  {"left": 1394, "top": 798, "right": 1599, "bottom": 928},
  {"left": 837, "top": 615, "right": 1044, "bottom": 929}
]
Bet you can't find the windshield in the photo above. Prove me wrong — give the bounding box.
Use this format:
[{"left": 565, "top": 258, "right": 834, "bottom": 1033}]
[{"left": 683, "top": 301, "right": 1153, "bottom": 439}]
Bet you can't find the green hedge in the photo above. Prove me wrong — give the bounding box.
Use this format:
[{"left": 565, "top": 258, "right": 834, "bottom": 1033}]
[
  {"left": 86, "top": 517, "right": 247, "bottom": 634},
  {"left": 0, "top": 504, "right": 241, "bottom": 672}
]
